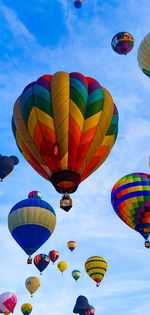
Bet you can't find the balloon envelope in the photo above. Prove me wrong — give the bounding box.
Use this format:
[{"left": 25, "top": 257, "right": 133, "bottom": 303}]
[
  {"left": 137, "top": 32, "right": 150, "bottom": 77},
  {"left": 73, "top": 295, "right": 90, "bottom": 314},
  {"left": 34, "top": 254, "right": 50, "bottom": 273},
  {"left": 74, "top": 0, "right": 82, "bottom": 8},
  {"left": 12, "top": 71, "right": 118, "bottom": 195},
  {"left": 85, "top": 256, "right": 107, "bottom": 286},
  {"left": 48, "top": 250, "right": 59, "bottom": 263},
  {"left": 8, "top": 192, "right": 56, "bottom": 259},
  {"left": 72, "top": 270, "right": 81, "bottom": 281},
  {"left": 25, "top": 277, "right": 40, "bottom": 296},
  {"left": 111, "top": 32, "right": 134, "bottom": 55},
  {"left": 21, "top": 303, "right": 32, "bottom": 315},
  {"left": 67, "top": 241, "right": 76, "bottom": 252},
  {"left": 0, "top": 292, "right": 17, "bottom": 314},
  {"left": 0, "top": 155, "right": 19, "bottom": 181},
  {"left": 88, "top": 305, "right": 95, "bottom": 314},
  {"left": 111, "top": 172, "right": 150, "bottom": 240},
  {"left": 57, "top": 261, "right": 67, "bottom": 273}
]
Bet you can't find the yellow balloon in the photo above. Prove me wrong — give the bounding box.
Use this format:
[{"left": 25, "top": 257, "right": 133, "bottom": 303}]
[
  {"left": 25, "top": 277, "right": 40, "bottom": 297},
  {"left": 85, "top": 256, "right": 107, "bottom": 287},
  {"left": 57, "top": 261, "right": 67, "bottom": 274}
]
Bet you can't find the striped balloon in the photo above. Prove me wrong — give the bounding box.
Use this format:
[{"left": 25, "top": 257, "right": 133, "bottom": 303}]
[
  {"left": 12, "top": 72, "right": 118, "bottom": 196},
  {"left": 48, "top": 250, "right": 59, "bottom": 264},
  {"left": 85, "top": 256, "right": 107, "bottom": 287},
  {"left": 67, "top": 241, "right": 76, "bottom": 252},
  {"left": 137, "top": 33, "right": 150, "bottom": 77},
  {"left": 8, "top": 193, "right": 56, "bottom": 262},
  {"left": 72, "top": 270, "right": 81, "bottom": 281},
  {"left": 34, "top": 254, "right": 50, "bottom": 274},
  {"left": 21, "top": 303, "right": 32, "bottom": 315},
  {"left": 111, "top": 173, "right": 150, "bottom": 242},
  {"left": 28, "top": 191, "right": 42, "bottom": 199}
]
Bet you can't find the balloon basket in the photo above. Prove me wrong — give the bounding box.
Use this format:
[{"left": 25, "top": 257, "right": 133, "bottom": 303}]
[{"left": 27, "top": 257, "right": 32, "bottom": 264}]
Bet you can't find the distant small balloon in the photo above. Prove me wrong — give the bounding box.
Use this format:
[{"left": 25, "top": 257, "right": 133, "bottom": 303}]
[
  {"left": 72, "top": 270, "right": 81, "bottom": 281},
  {"left": 48, "top": 250, "right": 59, "bottom": 264},
  {"left": 21, "top": 303, "right": 32, "bottom": 315},
  {"left": 34, "top": 254, "right": 50, "bottom": 274},
  {"left": 25, "top": 277, "right": 40, "bottom": 297},
  {"left": 88, "top": 305, "right": 95, "bottom": 314},
  {"left": 57, "top": 261, "right": 67, "bottom": 274},
  {"left": 74, "top": 0, "right": 82, "bottom": 8},
  {"left": 67, "top": 241, "right": 76, "bottom": 252},
  {"left": 111, "top": 32, "right": 134, "bottom": 55},
  {"left": 28, "top": 191, "right": 42, "bottom": 199}
]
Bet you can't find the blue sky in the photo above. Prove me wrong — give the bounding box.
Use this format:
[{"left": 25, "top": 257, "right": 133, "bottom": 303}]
[{"left": 0, "top": 0, "right": 150, "bottom": 314}]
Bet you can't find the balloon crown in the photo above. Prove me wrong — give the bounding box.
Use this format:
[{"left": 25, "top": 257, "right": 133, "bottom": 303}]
[{"left": 28, "top": 191, "right": 42, "bottom": 199}]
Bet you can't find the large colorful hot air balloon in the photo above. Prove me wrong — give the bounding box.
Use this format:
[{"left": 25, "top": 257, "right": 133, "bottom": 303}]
[
  {"left": 137, "top": 33, "right": 150, "bottom": 77},
  {"left": 88, "top": 305, "right": 95, "bottom": 314},
  {"left": 25, "top": 277, "right": 40, "bottom": 297},
  {"left": 85, "top": 256, "right": 107, "bottom": 287},
  {"left": 72, "top": 270, "right": 81, "bottom": 281},
  {"left": 0, "top": 292, "right": 17, "bottom": 315},
  {"left": 21, "top": 303, "right": 32, "bottom": 315},
  {"left": 57, "top": 261, "right": 67, "bottom": 274},
  {"left": 67, "top": 241, "right": 76, "bottom": 252},
  {"left": 73, "top": 296, "right": 90, "bottom": 314},
  {"left": 8, "top": 191, "right": 56, "bottom": 263},
  {"left": 111, "top": 172, "right": 150, "bottom": 247},
  {"left": 12, "top": 71, "right": 119, "bottom": 210},
  {"left": 74, "top": 0, "right": 82, "bottom": 8},
  {"left": 111, "top": 32, "right": 134, "bottom": 55},
  {"left": 0, "top": 154, "right": 19, "bottom": 182},
  {"left": 48, "top": 250, "right": 59, "bottom": 264},
  {"left": 34, "top": 254, "right": 50, "bottom": 274}
]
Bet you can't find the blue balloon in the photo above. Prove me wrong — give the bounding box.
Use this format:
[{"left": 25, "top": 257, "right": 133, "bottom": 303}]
[
  {"left": 8, "top": 192, "right": 56, "bottom": 262},
  {"left": 74, "top": 1, "right": 82, "bottom": 9}
]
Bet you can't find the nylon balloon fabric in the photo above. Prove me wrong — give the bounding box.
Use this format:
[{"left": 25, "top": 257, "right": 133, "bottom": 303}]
[
  {"left": 12, "top": 71, "right": 118, "bottom": 194},
  {"left": 111, "top": 173, "right": 150, "bottom": 240},
  {"left": 111, "top": 32, "right": 134, "bottom": 55},
  {"left": 85, "top": 256, "right": 107, "bottom": 287},
  {"left": 137, "top": 32, "right": 150, "bottom": 77}
]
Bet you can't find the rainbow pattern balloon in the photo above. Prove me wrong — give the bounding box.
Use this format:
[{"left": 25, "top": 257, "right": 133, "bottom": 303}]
[
  {"left": 48, "top": 250, "right": 59, "bottom": 264},
  {"left": 111, "top": 173, "right": 150, "bottom": 241},
  {"left": 12, "top": 71, "right": 118, "bottom": 195},
  {"left": 67, "top": 241, "right": 76, "bottom": 252},
  {"left": 21, "top": 303, "right": 32, "bottom": 315}
]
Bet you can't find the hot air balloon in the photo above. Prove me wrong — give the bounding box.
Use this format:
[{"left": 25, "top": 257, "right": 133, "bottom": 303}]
[
  {"left": 0, "top": 292, "right": 17, "bottom": 315},
  {"left": 67, "top": 241, "right": 76, "bottom": 252},
  {"left": 21, "top": 303, "right": 32, "bottom": 315},
  {"left": 85, "top": 256, "right": 107, "bottom": 287},
  {"left": 72, "top": 270, "right": 81, "bottom": 281},
  {"left": 12, "top": 71, "right": 119, "bottom": 211},
  {"left": 111, "top": 32, "right": 134, "bottom": 55},
  {"left": 111, "top": 172, "right": 150, "bottom": 248},
  {"left": 137, "top": 32, "right": 150, "bottom": 77},
  {"left": 73, "top": 296, "right": 90, "bottom": 314},
  {"left": 74, "top": 0, "right": 82, "bottom": 8},
  {"left": 88, "top": 305, "right": 95, "bottom": 314},
  {"left": 8, "top": 191, "right": 56, "bottom": 263},
  {"left": 57, "top": 261, "right": 67, "bottom": 274},
  {"left": 48, "top": 250, "right": 59, "bottom": 264},
  {"left": 25, "top": 277, "right": 40, "bottom": 297},
  {"left": 28, "top": 191, "right": 42, "bottom": 199},
  {"left": 0, "top": 154, "right": 19, "bottom": 182},
  {"left": 34, "top": 254, "right": 50, "bottom": 274}
]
